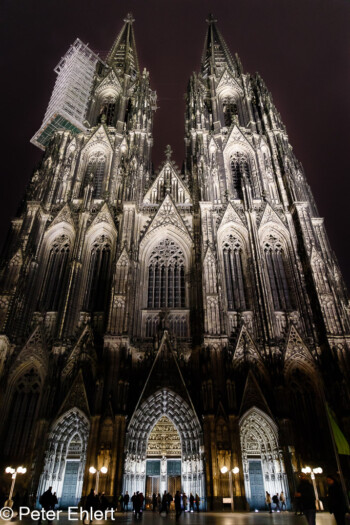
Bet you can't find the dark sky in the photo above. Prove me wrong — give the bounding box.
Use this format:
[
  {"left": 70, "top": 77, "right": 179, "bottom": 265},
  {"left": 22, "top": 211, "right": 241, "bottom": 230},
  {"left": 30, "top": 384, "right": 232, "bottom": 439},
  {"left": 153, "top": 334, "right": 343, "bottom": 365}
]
[{"left": 1, "top": 0, "right": 349, "bottom": 286}]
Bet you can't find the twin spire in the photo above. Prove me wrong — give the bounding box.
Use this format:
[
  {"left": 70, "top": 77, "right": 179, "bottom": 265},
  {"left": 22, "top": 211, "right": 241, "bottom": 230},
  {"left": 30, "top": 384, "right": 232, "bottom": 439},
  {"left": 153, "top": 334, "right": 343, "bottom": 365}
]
[
  {"left": 106, "top": 13, "right": 237, "bottom": 77},
  {"left": 106, "top": 12, "right": 140, "bottom": 75},
  {"left": 201, "top": 14, "right": 237, "bottom": 76}
]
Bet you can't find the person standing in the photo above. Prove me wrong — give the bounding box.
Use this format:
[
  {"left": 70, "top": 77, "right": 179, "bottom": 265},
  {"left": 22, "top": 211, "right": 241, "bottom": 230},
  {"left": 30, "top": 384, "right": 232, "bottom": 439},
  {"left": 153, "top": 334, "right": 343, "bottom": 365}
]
[
  {"left": 280, "top": 491, "right": 286, "bottom": 511},
  {"left": 175, "top": 491, "right": 182, "bottom": 521},
  {"left": 161, "top": 491, "right": 168, "bottom": 516},
  {"left": 39, "top": 487, "right": 55, "bottom": 524},
  {"left": 134, "top": 492, "right": 141, "bottom": 519},
  {"left": 83, "top": 489, "right": 97, "bottom": 525},
  {"left": 295, "top": 472, "right": 316, "bottom": 525},
  {"left": 273, "top": 493, "right": 280, "bottom": 511},
  {"left": 327, "top": 475, "right": 347, "bottom": 525},
  {"left": 195, "top": 493, "right": 200, "bottom": 512},
  {"left": 152, "top": 493, "right": 157, "bottom": 512},
  {"left": 183, "top": 493, "right": 188, "bottom": 512},
  {"left": 124, "top": 492, "right": 130, "bottom": 512},
  {"left": 189, "top": 493, "right": 194, "bottom": 512},
  {"left": 266, "top": 491, "right": 272, "bottom": 513}
]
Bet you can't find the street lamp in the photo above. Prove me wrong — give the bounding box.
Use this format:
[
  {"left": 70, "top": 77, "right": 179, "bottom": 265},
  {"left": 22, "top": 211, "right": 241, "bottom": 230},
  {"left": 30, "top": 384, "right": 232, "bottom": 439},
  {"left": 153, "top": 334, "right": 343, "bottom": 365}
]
[
  {"left": 221, "top": 466, "right": 240, "bottom": 512},
  {"left": 5, "top": 466, "right": 27, "bottom": 507},
  {"left": 302, "top": 467, "right": 323, "bottom": 510},
  {"left": 89, "top": 466, "right": 108, "bottom": 493}
]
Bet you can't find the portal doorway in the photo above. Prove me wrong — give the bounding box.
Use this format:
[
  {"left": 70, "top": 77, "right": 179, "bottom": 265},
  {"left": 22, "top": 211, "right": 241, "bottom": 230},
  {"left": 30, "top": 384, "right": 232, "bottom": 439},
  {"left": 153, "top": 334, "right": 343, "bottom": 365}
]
[
  {"left": 37, "top": 409, "right": 89, "bottom": 508},
  {"left": 240, "top": 407, "right": 289, "bottom": 511},
  {"left": 123, "top": 389, "right": 205, "bottom": 505}
]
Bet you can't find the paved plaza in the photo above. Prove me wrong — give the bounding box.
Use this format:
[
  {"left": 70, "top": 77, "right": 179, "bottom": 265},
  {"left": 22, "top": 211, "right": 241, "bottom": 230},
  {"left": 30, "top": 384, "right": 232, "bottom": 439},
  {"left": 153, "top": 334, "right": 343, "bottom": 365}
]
[{"left": 0, "top": 511, "right": 337, "bottom": 525}]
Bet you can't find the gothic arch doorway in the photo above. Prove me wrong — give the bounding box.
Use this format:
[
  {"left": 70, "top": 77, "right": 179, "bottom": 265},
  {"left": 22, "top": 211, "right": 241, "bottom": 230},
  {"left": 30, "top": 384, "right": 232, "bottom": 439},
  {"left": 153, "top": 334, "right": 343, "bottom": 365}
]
[
  {"left": 123, "top": 389, "right": 205, "bottom": 505},
  {"left": 37, "top": 409, "right": 90, "bottom": 508},
  {"left": 239, "top": 407, "right": 289, "bottom": 511}
]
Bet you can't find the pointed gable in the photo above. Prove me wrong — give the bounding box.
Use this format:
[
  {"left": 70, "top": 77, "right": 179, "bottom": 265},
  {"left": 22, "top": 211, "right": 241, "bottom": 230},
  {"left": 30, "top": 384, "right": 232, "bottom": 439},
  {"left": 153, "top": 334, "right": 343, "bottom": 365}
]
[
  {"left": 141, "top": 194, "right": 192, "bottom": 244},
  {"left": 284, "top": 325, "right": 316, "bottom": 375},
  {"left": 58, "top": 369, "right": 90, "bottom": 417},
  {"left": 233, "top": 325, "right": 264, "bottom": 370},
  {"left": 88, "top": 202, "right": 117, "bottom": 233},
  {"left": 258, "top": 202, "right": 287, "bottom": 232},
  {"left": 83, "top": 124, "right": 114, "bottom": 153},
  {"left": 216, "top": 69, "right": 243, "bottom": 97},
  {"left": 95, "top": 69, "right": 122, "bottom": 97},
  {"left": 223, "top": 124, "right": 255, "bottom": 153},
  {"left": 143, "top": 162, "right": 191, "bottom": 205},
  {"left": 218, "top": 202, "right": 246, "bottom": 231},
  {"left": 239, "top": 371, "right": 273, "bottom": 418},
  {"left": 49, "top": 203, "right": 75, "bottom": 230},
  {"left": 11, "top": 325, "right": 49, "bottom": 378},
  {"left": 132, "top": 330, "right": 198, "bottom": 418}
]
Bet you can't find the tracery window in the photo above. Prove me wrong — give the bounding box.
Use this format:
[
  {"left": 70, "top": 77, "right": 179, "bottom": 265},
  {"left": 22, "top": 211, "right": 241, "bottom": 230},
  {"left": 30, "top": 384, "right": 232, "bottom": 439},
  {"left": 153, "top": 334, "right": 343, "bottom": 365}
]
[
  {"left": 5, "top": 368, "right": 41, "bottom": 458},
  {"left": 80, "top": 152, "right": 106, "bottom": 199},
  {"left": 263, "top": 235, "right": 292, "bottom": 311},
  {"left": 222, "top": 98, "right": 238, "bottom": 127},
  {"left": 40, "top": 235, "right": 70, "bottom": 311},
  {"left": 147, "top": 239, "right": 186, "bottom": 309},
  {"left": 99, "top": 96, "right": 117, "bottom": 126},
  {"left": 230, "top": 151, "right": 251, "bottom": 199},
  {"left": 84, "top": 235, "right": 112, "bottom": 312},
  {"left": 222, "top": 235, "right": 247, "bottom": 310}
]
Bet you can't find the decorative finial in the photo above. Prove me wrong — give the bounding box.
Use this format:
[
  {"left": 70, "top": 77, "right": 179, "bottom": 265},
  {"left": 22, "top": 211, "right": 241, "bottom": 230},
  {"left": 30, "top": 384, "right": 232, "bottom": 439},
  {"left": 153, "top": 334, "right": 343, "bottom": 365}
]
[
  {"left": 206, "top": 13, "right": 217, "bottom": 24},
  {"left": 124, "top": 13, "right": 135, "bottom": 24},
  {"left": 165, "top": 145, "right": 173, "bottom": 161}
]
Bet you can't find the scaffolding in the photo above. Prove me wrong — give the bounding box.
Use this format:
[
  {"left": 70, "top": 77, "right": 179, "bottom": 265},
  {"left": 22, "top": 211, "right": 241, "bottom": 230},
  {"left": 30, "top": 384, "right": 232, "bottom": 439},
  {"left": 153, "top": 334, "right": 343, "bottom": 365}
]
[{"left": 31, "top": 39, "right": 102, "bottom": 150}]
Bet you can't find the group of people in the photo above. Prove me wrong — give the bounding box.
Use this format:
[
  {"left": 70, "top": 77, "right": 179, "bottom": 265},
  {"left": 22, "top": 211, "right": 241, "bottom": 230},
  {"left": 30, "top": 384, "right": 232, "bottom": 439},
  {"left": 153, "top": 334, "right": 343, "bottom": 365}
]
[
  {"left": 294, "top": 473, "right": 347, "bottom": 525},
  {"left": 266, "top": 473, "right": 347, "bottom": 525},
  {"left": 150, "top": 491, "right": 200, "bottom": 516},
  {"left": 265, "top": 491, "right": 286, "bottom": 512}
]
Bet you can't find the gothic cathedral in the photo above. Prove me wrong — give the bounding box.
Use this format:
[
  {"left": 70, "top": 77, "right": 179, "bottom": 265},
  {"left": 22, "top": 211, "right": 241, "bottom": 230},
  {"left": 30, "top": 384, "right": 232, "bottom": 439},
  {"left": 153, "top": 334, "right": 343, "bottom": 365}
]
[{"left": 0, "top": 14, "right": 349, "bottom": 511}]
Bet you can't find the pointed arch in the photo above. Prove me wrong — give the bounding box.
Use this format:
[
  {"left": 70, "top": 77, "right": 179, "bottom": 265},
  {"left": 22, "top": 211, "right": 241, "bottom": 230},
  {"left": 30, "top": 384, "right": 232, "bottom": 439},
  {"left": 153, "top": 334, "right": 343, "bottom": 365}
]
[
  {"left": 217, "top": 224, "right": 250, "bottom": 312},
  {"left": 260, "top": 226, "right": 295, "bottom": 311},
  {"left": 3, "top": 365, "right": 43, "bottom": 459},
  {"left": 83, "top": 233, "right": 113, "bottom": 312},
  {"left": 124, "top": 388, "right": 204, "bottom": 499},
  {"left": 240, "top": 407, "right": 289, "bottom": 510},
  {"left": 37, "top": 408, "right": 90, "bottom": 507},
  {"left": 39, "top": 233, "right": 71, "bottom": 311}
]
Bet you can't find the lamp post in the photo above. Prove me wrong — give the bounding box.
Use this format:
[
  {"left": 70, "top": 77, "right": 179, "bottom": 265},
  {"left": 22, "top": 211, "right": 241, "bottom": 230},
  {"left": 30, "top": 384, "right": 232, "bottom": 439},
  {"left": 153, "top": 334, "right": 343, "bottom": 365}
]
[
  {"left": 302, "top": 467, "right": 323, "bottom": 510},
  {"left": 5, "top": 466, "right": 27, "bottom": 507},
  {"left": 89, "top": 466, "right": 108, "bottom": 493},
  {"left": 221, "top": 466, "right": 240, "bottom": 512}
]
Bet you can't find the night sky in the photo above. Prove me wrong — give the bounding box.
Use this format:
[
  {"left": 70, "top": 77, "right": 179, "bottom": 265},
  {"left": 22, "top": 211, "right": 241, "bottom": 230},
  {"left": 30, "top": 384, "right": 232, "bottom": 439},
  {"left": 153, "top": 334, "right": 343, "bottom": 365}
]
[{"left": 0, "top": 0, "right": 349, "bottom": 286}]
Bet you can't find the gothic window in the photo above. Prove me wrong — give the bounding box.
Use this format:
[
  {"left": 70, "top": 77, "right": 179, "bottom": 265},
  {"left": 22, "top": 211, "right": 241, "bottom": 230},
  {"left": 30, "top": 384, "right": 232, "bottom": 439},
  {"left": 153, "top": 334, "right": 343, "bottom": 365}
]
[
  {"left": 147, "top": 239, "right": 186, "bottom": 309},
  {"left": 263, "top": 235, "right": 293, "bottom": 311},
  {"left": 230, "top": 152, "right": 251, "bottom": 199},
  {"left": 5, "top": 368, "right": 41, "bottom": 458},
  {"left": 80, "top": 153, "right": 106, "bottom": 198},
  {"left": 99, "top": 97, "right": 117, "bottom": 126},
  {"left": 84, "top": 235, "right": 112, "bottom": 312},
  {"left": 40, "top": 235, "right": 70, "bottom": 311},
  {"left": 222, "top": 235, "right": 247, "bottom": 310},
  {"left": 222, "top": 98, "right": 238, "bottom": 127}
]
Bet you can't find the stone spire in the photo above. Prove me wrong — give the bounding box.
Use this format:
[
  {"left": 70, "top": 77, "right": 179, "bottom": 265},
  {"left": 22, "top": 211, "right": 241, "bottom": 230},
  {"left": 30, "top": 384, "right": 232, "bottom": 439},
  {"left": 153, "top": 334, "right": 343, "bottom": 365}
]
[
  {"left": 106, "top": 13, "right": 140, "bottom": 75},
  {"left": 201, "top": 14, "right": 236, "bottom": 76}
]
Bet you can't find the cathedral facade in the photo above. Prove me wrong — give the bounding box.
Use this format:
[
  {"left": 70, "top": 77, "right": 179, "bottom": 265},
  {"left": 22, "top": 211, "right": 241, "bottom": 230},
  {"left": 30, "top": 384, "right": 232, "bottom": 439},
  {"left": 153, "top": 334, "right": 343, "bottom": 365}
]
[{"left": 0, "top": 14, "right": 349, "bottom": 511}]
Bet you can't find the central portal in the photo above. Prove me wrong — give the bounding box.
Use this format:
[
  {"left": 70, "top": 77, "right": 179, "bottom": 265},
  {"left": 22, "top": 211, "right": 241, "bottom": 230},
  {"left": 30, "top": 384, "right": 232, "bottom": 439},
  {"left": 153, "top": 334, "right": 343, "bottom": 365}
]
[
  {"left": 146, "top": 416, "right": 182, "bottom": 497},
  {"left": 123, "top": 389, "right": 205, "bottom": 505}
]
